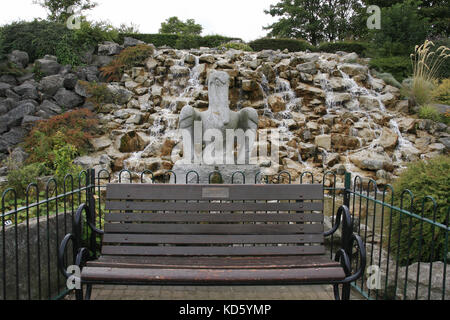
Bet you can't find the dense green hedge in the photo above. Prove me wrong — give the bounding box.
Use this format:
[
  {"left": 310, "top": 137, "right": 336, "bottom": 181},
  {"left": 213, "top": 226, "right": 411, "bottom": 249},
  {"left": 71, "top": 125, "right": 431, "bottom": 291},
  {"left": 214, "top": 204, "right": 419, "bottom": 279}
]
[
  {"left": 118, "top": 33, "right": 242, "bottom": 49},
  {"left": 389, "top": 156, "right": 450, "bottom": 265},
  {"left": 0, "top": 19, "right": 119, "bottom": 65},
  {"left": 317, "top": 41, "right": 369, "bottom": 56},
  {"left": 248, "top": 38, "right": 315, "bottom": 52},
  {"left": 369, "top": 56, "right": 412, "bottom": 82}
]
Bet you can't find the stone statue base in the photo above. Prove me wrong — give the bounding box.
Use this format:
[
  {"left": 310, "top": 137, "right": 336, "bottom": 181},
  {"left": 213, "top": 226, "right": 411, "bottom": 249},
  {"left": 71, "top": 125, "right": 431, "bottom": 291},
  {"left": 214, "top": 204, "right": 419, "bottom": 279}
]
[{"left": 170, "top": 163, "right": 262, "bottom": 184}]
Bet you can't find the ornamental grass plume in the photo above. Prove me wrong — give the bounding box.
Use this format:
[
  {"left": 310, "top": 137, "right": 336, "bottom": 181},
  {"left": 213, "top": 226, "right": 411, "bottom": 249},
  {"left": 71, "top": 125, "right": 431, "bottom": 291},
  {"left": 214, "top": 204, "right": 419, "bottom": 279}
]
[{"left": 404, "top": 40, "right": 450, "bottom": 106}]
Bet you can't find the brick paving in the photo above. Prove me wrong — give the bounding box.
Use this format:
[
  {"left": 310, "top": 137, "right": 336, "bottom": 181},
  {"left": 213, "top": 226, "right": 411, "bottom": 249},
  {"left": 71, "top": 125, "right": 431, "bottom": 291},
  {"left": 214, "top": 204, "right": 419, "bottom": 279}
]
[{"left": 67, "top": 285, "right": 364, "bottom": 300}]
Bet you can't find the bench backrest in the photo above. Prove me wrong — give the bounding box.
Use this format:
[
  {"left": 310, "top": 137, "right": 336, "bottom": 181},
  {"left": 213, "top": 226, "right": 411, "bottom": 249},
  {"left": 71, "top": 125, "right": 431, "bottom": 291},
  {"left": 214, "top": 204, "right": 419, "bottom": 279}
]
[{"left": 103, "top": 184, "right": 325, "bottom": 257}]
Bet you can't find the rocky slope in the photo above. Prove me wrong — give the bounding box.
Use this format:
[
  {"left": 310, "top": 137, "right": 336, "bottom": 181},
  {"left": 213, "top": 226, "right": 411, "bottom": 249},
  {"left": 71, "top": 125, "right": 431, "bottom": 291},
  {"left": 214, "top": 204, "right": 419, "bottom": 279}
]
[{"left": 1, "top": 38, "right": 449, "bottom": 187}]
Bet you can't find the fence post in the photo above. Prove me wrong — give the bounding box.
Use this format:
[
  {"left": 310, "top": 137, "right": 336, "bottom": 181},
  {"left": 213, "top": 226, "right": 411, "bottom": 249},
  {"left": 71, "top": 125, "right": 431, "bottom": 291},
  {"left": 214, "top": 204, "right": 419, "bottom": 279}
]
[
  {"left": 344, "top": 172, "right": 351, "bottom": 209},
  {"left": 87, "top": 169, "right": 97, "bottom": 257}
]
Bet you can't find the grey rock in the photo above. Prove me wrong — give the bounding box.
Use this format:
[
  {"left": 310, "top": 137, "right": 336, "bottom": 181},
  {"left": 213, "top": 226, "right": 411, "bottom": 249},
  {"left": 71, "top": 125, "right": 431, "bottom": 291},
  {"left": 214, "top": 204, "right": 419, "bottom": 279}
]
[
  {"left": 75, "top": 65, "right": 99, "bottom": 82},
  {"left": 4, "top": 101, "right": 36, "bottom": 128},
  {"left": 4, "top": 89, "right": 20, "bottom": 100},
  {"left": 21, "top": 115, "right": 43, "bottom": 130},
  {"left": 63, "top": 73, "right": 78, "bottom": 90},
  {"left": 296, "top": 62, "right": 317, "bottom": 74},
  {"left": 0, "top": 98, "right": 18, "bottom": 112},
  {"left": 123, "top": 37, "right": 144, "bottom": 47},
  {"left": 53, "top": 88, "right": 84, "bottom": 109},
  {"left": 9, "top": 147, "right": 29, "bottom": 167},
  {"left": 13, "top": 82, "right": 39, "bottom": 100},
  {"left": 7, "top": 50, "right": 29, "bottom": 68},
  {"left": 98, "top": 41, "right": 122, "bottom": 56},
  {"left": 0, "top": 127, "right": 27, "bottom": 153},
  {"left": 35, "top": 58, "right": 61, "bottom": 76},
  {"left": 16, "top": 73, "right": 35, "bottom": 84},
  {"left": 107, "top": 84, "right": 133, "bottom": 104},
  {"left": 92, "top": 55, "right": 114, "bottom": 68},
  {"left": 74, "top": 81, "right": 91, "bottom": 98},
  {"left": 0, "top": 75, "right": 17, "bottom": 86},
  {"left": 39, "top": 75, "right": 64, "bottom": 97},
  {"left": 0, "top": 82, "right": 12, "bottom": 97}
]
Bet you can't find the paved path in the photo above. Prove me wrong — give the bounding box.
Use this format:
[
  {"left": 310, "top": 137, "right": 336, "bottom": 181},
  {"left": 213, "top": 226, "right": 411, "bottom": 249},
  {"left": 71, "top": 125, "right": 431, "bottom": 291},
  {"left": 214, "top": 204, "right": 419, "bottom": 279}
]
[{"left": 67, "top": 285, "right": 364, "bottom": 300}]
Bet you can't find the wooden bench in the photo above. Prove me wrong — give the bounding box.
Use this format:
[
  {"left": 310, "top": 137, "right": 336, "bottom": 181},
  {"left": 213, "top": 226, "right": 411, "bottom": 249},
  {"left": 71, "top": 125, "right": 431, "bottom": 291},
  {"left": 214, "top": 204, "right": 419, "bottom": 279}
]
[{"left": 59, "top": 183, "right": 366, "bottom": 300}]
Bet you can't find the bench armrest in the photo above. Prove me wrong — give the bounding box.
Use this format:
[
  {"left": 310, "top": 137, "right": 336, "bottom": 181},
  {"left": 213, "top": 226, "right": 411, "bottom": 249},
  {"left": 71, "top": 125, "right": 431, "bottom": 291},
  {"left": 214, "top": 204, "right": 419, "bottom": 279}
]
[
  {"left": 335, "top": 233, "right": 366, "bottom": 284},
  {"left": 75, "top": 203, "right": 104, "bottom": 236},
  {"left": 324, "top": 205, "right": 353, "bottom": 238},
  {"left": 58, "top": 234, "right": 90, "bottom": 279}
]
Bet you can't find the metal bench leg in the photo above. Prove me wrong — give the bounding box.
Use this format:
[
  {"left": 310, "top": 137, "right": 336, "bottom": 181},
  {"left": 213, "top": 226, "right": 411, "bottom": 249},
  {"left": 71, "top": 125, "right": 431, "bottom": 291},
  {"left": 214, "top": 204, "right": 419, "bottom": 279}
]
[{"left": 85, "top": 284, "right": 93, "bottom": 300}]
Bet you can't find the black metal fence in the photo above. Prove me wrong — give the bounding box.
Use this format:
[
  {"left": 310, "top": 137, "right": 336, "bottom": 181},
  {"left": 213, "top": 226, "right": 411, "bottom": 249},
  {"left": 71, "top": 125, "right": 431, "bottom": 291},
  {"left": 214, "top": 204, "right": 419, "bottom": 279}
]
[{"left": 0, "top": 168, "right": 448, "bottom": 300}]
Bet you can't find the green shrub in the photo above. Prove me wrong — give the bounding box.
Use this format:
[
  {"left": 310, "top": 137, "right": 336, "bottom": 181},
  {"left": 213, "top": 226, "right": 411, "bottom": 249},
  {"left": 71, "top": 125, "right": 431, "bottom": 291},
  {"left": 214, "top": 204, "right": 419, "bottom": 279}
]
[
  {"left": 100, "top": 44, "right": 154, "bottom": 82},
  {"left": 418, "top": 105, "right": 448, "bottom": 124},
  {"left": 199, "top": 35, "right": 241, "bottom": 48},
  {"left": 6, "top": 162, "right": 47, "bottom": 197},
  {"left": 0, "top": 19, "right": 120, "bottom": 65},
  {"left": 317, "top": 41, "right": 369, "bottom": 56},
  {"left": 0, "top": 61, "right": 26, "bottom": 77},
  {"left": 23, "top": 109, "right": 98, "bottom": 165},
  {"left": 248, "top": 38, "right": 314, "bottom": 52},
  {"left": 118, "top": 33, "right": 241, "bottom": 49},
  {"left": 371, "top": 70, "right": 402, "bottom": 89},
  {"left": 369, "top": 56, "right": 412, "bottom": 82},
  {"left": 221, "top": 42, "right": 253, "bottom": 52},
  {"left": 432, "top": 79, "right": 450, "bottom": 105},
  {"left": 175, "top": 34, "right": 201, "bottom": 49},
  {"left": 388, "top": 156, "right": 450, "bottom": 265},
  {"left": 79, "top": 81, "right": 116, "bottom": 108}
]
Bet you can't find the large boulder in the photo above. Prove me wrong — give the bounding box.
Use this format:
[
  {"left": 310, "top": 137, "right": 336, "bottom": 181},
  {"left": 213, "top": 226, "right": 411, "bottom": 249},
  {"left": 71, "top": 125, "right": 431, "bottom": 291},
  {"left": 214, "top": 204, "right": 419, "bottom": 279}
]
[
  {"left": 3, "top": 101, "right": 36, "bottom": 128},
  {"left": 107, "top": 84, "right": 133, "bottom": 105},
  {"left": 34, "top": 56, "right": 61, "bottom": 76},
  {"left": 13, "top": 82, "right": 39, "bottom": 100},
  {"left": 349, "top": 150, "right": 393, "bottom": 171},
  {"left": 0, "top": 82, "right": 12, "bottom": 97},
  {"left": 123, "top": 37, "right": 145, "bottom": 48},
  {"left": 7, "top": 50, "right": 29, "bottom": 68},
  {"left": 54, "top": 88, "right": 84, "bottom": 109},
  {"left": 98, "top": 41, "right": 122, "bottom": 56},
  {"left": 38, "top": 100, "right": 63, "bottom": 117},
  {"left": 0, "top": 127, "right": 27, "bottom": 153},
  {"left": 39, "top": 75, "right": 64, "bottom": 97}
]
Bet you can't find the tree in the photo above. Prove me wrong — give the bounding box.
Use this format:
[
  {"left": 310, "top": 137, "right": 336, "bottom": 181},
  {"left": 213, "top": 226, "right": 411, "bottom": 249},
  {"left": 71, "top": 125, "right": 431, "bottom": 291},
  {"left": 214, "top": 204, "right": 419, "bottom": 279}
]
[
  {"left": 33, "top": 0, "right": 97, "bottom": 23},
  {"left": 264, "top": 0, "right": 364, "bottom": 45},
  {"left": 159, "top": 17, "right": 203, "bottom": 36},
  {"left": 369, "top": 0, "right": 429, "bottom": 55},
  {"left": 364, "top": 0, "right": 449, "bottom": 37}
]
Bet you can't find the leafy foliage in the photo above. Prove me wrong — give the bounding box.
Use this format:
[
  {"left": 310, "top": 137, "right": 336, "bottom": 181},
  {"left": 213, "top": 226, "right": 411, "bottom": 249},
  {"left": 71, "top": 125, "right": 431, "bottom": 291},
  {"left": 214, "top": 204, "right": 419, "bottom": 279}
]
[
  {"left": 32, "top": 0, "right": 97, "bottom": 23},
  {"left": 432, "top": 79, "right": 450, "bottom": 105},
  {"left": 175, "top": 35, "right": 201, "bottom": 50},
  {"left": 418, "top": 105, "right": 449, "bottom": 124},
  {"left": 369, "top": 56, "right": 412, "bottom": 82},
  {"left": 221, "top": 42, "right": 254, "bottom": 52},
  {"left": 388, "top": 156, "right": 450, "bottom": 265},
  {"left": 249, "top": 38, "right": 314, "bottom": 52},
  {"left": 100, "top": 44, "right": 154, "bottom": 82},
  {"left": 264, "top": 0, "right": 364, "bottom": 46},
  {"left": 79, "top": 80, "right": 116, "bottom": 108},
  {"left": 23, "top": 108, "right": 98, "bottom": 165},
  {"left": 318, "top": 41, "right": 369, "bottom": 56},
  {"left": 159, "top": 17, "right": 203, "bottom": 36},
  {"left": 368, "top": 0, "right": 429, "bottom": 56},
  {"left": 0, "top": 19, "right": 120, "bottom": 65},
  {"left": 6, "top": 162, "right": 48, "bottom": 197}
]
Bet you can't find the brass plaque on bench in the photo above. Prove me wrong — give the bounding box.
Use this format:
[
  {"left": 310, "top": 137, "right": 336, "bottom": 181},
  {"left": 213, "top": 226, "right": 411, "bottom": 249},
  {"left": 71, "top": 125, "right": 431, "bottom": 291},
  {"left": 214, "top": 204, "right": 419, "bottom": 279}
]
[{"left": 202, "top": 187, "right": 230, "bottom": 199}]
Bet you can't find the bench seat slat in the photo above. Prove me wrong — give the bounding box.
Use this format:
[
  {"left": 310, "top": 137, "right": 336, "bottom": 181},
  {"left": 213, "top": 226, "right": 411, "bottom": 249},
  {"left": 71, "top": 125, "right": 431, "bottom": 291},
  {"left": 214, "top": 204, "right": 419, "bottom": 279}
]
[
  {"left": 88, "top": 255, "right": 340, "bottom": 269},
  {"left": 105, "top": 201, "right": 323, "bottom": 212},
  {"left": 105, "top": 213, "right": 324, "bottom": 223},
  {"left": 102, "top": 234, "right": 324, "bottom": 245},
  {"left": 104, "top": 223, "right": 324, "bottom": 235},
  {"left": 101, "top": 245, "right": 325, "bottom": 256},
  {"left": 81, "top": 266, "right": 345, "bottom": 284},
  {"left": 106, "top": 184, "right": 324, "bottom": 201}
]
